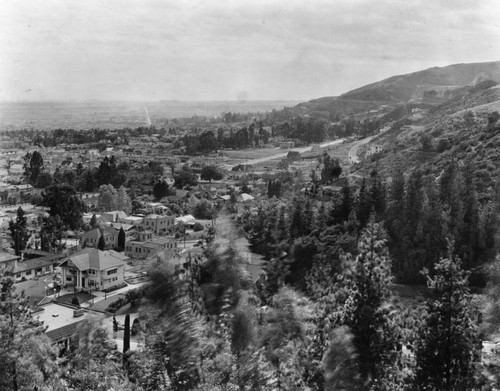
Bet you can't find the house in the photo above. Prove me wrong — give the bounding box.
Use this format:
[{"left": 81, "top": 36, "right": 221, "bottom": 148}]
[
  {"left": 142, "top": 214, "right": 175, "bottom": 235},
  {"left": 59, "top": 248, "right": 128, "bottom": 292},
  {"left": 82, "top": 213, "right": 101, "bottom": 225},
  {"left": 8, "top": 163, "right": 24, "bottom": 177},
  {"left": 81, "top": 227, "right": 118, "bottom": 249},
  {"left": 13, "top": 250, "right": 65, "bottom": 281},
  {"left": 238, "top": 193, "right": 255, "bottom": 203},
  {"left": 367, "top": 144, "right": 383, "bottom": 156},
  {"left": 0, "top": 251, "right": 20, "bottom": 274},
  {"left": 175, "top": 214, "right": 195, "bottom": 226},
  {"left": 101, "top": 211, "right": 128, "bottom": 223},
  {"left": 107, "top": 222, "right": 135, "bottom": 236},
  {"left": 125, "top": 235, "right": 177, "bottom": 260},
  {"left": 36, "top": 302, "right": 106, "bottom": 354},
  {"left": 118, "top": 215, "right": 144, "bottom": 227}
]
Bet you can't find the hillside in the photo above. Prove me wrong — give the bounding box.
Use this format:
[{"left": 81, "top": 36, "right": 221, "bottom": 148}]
[
  {"left": 354, "top": 83, "right": 500, "bottom": 199},
  {"left": 293, "top": 61, "right": 500, "bottom": 118}
]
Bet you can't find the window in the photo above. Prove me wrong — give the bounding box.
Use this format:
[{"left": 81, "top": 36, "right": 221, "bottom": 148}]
[
  {"left": 89, "top": 269, "right": 96, "bottom": 275},
  {"left": 66, "top": 275, "right": 72, "bottom": 281},
  {"left": 25, "top": 270, "right": 32, "bottom": 275},
  {"left": 107, "top": 268, "right": 118, "bottom": 276}
]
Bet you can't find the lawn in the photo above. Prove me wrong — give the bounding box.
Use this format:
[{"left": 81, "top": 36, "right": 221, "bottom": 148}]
[
  {"left": 57, "top": 292, "right": 95, "bottom": 306},
  {"left": 90, "top": 294, "right": 126, "bottom": 312}
]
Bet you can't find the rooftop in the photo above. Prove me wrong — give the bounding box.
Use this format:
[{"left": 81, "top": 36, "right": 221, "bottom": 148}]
[
  {"left": 35, "top": 302, "right": 107, "bottom": 339},
  {"left": 15, "top": 252, "right": 65, "bottom": 273},
  {"left": 60, "top": 248, "right": 128, "bottom": 271},
  {"left": 0, "top": 251, "right": 19, "bottom": 263}
]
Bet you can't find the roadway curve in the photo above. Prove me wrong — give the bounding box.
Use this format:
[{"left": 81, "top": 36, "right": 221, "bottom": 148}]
[
  {"left": 347, "top": 136, "right": 374, "bottom": 164},
  {"left": 237, "top": 138, "right": 346, "bottom": 168}
]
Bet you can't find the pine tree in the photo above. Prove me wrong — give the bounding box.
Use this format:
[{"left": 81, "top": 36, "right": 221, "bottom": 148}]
[
  {"left": 414, "top": 241, "right": 482, "bottom": 391},
  {"left": 8, "top": 207, "right": 29, "bottom": 256},
  {"left": 322, "top": 327, "right": 363, "bottom": 391},
  {"left": 356, "top": 178, "right": 371, "bottom": 228},
  {"left": 334, "top": 182, "right": 353, "bottom": 224},
  {"left": 337, "top": 219, "right": 397, "bottom": 382},
  {"left": 369, "top": 169, "right": 386, "bottom": 218},
  {"left": 290, "top": 197, "right": 304, "bottom": 239}
]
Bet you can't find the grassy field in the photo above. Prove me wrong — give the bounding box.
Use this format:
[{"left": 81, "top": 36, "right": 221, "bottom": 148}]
[{"left": 223, "top": 147, "right": 283, "bottom": 160}]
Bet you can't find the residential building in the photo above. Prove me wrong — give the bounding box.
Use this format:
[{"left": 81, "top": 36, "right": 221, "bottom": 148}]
[
  {"left": 101, "top": 210, "right": 128, "bottom": 223},
  {"left": 365, "top": 144, "right": 384, "bottom": 157},
  {"left": 35, "top": 302, "right": 108, "bottom": 355},
  {"left": 59, "top": 248, "right": 128, "bottom": 292},
  {"left": 80, "top": 227, "right": 117, "bottom": 249},
  {"left": 125, "top": 235, "right": 177, "bottom": 260},
  {"left": 14, "top": 250, "right": 65, "bottom": 281},
  {"left": 142, "top": 214, "right": 175, "bottom": 235},
  {"left": 0, "top": 251, "right": 19, "bottom": 274},
  {"left": 118, "top": 215, "right": 144, "bottom": 227}
]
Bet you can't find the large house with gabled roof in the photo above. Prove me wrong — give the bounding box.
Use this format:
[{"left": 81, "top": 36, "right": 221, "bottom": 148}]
[
  {"left": 59, "top": 248, "right": 128, "bottom": 292},
  {"left": 80, "top": 227, "right": 117, "bottom": 249}
]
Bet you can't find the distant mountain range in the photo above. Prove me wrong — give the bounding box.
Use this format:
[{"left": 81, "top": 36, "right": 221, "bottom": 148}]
[{"left": 293, "top": 61, "right": 500, "bottom": 117}]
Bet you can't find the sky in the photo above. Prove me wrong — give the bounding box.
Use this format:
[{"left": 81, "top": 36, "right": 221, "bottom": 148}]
[{"left": 1, "top": 0, "right": 499, "bottom": 102}]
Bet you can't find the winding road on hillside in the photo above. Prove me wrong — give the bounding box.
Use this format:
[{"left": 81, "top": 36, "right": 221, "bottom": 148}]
[
  {"left": 347, "top": 135, "right": 374, "bottom": 163},
  {"left": 234, "top": 138, "right": 346, "bottom": 168}
]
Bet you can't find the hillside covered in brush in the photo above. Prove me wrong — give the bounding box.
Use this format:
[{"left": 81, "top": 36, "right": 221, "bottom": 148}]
[
  {"left": 293, "top": 61, "right": 500, "bottom": 119},
  {"left": 357, "top": 80, "right": 500, "bottom": 200}
]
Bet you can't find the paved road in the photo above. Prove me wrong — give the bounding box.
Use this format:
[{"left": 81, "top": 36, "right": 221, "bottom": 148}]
[
  {"left": 347, "top": 136, "right": 374, "bottom": 163},
  {"left": 233, "top": 138, "right": 345, "bottom": 168}
]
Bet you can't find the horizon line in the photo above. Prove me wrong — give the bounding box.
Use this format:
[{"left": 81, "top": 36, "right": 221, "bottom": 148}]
[{"left": 0, "top": 98, "right": 307, "bottom": 104}]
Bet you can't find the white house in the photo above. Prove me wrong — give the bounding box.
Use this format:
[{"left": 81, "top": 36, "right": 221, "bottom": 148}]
[{"left": 59, "top": 248, "right": 128, "bottom": 292}]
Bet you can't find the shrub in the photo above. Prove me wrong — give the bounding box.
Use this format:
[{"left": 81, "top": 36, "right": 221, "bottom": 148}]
[
  {"left": 436, "top": 138, "right": 451, "bottom": 152},
  {"left": 193, "top": 222, "right": 204, "bottom": 232},
  {"left": 102, "top": 281, "right": 127, "bottom": 293},
  {"left": 71, "top": 296, "right": 80, "bottom": 307},
  {"left": 106, "top": 297, "right": 127, "bottom": 313},
  {"left": 125, "top": 289, "right": 142, "bottom": 307}
]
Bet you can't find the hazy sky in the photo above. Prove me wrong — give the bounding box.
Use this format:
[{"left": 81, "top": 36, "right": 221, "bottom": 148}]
[{"left": 1, "top": 0, "right": 499, "bottom": 101}]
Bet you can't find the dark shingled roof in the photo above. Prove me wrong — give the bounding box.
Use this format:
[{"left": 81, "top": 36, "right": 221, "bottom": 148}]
[{"left": 46, "top": 321, "right": 82, "bottom": 343}]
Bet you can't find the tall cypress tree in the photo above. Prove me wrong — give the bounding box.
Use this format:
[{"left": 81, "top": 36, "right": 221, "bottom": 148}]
[
  {"left": 118, "top": 227, "right": 126, "bottom": 252},
  {"left": 97, "top": 234, "right": 106, "bottom": 251},
  {"left": 123, "top": 314, "right": 130, "bottom": 356}
]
